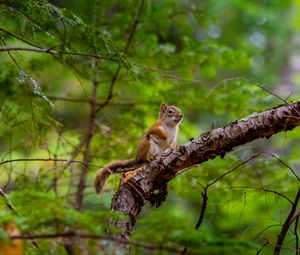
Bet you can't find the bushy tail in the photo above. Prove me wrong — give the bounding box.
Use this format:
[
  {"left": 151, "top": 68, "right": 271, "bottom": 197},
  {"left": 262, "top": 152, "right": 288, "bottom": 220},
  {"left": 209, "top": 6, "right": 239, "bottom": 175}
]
[
  {"left": 94, "top": 168, "right": 110, "bottom": 194},
  {"left": 94, "top": 158, "right": 136, "bottom": 194}
]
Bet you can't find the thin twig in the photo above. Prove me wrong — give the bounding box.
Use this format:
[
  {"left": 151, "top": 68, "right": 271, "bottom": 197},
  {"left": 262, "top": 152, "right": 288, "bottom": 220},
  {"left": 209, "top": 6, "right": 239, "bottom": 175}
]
[
  {"left": 195, "top": 187, "right": 208, "bottom": 230},
  {"left": 73, "top": 64, "right": 99, "bottom": 210},
  {"left": 0, "top": 27, "right": 42, "bottom": 48},
  {"left": 207, "top": 153, "right": 260, "bottom": 188},
  {"left": 46, "top": 95, "right": 158, "bottom": 106},
  {"left": 206, "top": 77, "right": 288, "bottom": 103},
  {"left": 0, "top": 158, "right": 101, "bottom": 167},
  {"left": 260, "top": 151, "right": 300, "bottom": 182},
  {"left": 229, "top": 186, "right": 293, "bottom": 204},
  {"left": 95, "top": 0, "right": 146, "bottom": 113},
  {"left": 0, "top": 46, "right": 121, "bottom": 62},
  {"left": 9, "top": 232, "right": 184, "bottom": 254},
  {"left": 254, "top": 224, "right": 282, "bottom": 241},
  {"left": 0, "top": 27, "right": 86, "bottom": 90},
  {"left": 206, "top": 77, "right": 300, "bottom": 117},
  {"left": 274, "top": 187, "right": 300, "bottom": 255},
  {"left": 194, "top": 154, "right": 259, "bottom": 231},
  {"left": 295, "top": 214, "right": 299, "bottom": 255},
  {"left": 73, "top": 0, "right": 102, "bottom": 211},
  {"left": 0, "top": 188, "right": 17, "bottom": 213},
  {"left": 0, "top": 188, "right": 39, "bottom": 248},
  {"left": 256, "top": 240, "right": 270, "bottom": 255}
]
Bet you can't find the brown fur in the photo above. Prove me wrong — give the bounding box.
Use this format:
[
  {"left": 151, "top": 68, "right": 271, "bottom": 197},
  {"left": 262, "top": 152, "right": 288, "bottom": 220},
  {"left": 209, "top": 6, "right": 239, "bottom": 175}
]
[
  {"left": 94, "top": 158, "right": 136, "bottom": 194},
  {"left": 94, "top": 102, "right": 183, "bottom": 194}
]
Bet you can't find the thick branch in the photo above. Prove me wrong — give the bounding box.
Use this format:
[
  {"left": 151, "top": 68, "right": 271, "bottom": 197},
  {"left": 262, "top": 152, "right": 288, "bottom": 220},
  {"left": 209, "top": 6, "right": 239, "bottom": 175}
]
[{"left": 110, "top": 100, "right": 300, "bottom": 239}]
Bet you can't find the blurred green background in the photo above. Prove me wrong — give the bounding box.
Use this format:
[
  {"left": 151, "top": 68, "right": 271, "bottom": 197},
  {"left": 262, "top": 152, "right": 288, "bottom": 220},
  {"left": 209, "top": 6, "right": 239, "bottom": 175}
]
[{"left": 0, "top": 0, "right": 300, "bottom": 254}]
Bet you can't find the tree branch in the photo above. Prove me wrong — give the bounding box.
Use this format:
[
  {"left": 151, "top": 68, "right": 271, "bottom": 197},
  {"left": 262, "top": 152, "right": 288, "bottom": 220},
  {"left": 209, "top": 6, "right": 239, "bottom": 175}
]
[
  {"left": 73, "top": 0, "right": 102, "bottom": 211},
  {"left": 95, "top": 0, "right": 145, "bottom": 113},
  {"left": 46, "top": 95, "right": 159, "bottom": 106},
  {"left": 295, "top": 214, "right": 299, "bottom": 255},
  {"left": 108, "top": 100, "right": 300, "bottom": 242},
  {"left": 0, "top": 46, "right": 121, "bottom": 62},
  {"left": 73, "top": 66, "right": 99, "bottom": 210},
  {"left": 195, "top": 187, "right": 208, "bottom": 230},
  {"left": 0, "top": 188, "right": 18, "bottom": 213},
  {"left": 194, "top": 154, "right": 259, "bottom": 231},
  {"left": 274, "top": 187, "right": 300, "bottom": 255},
  {"left": 8, "top": 232, "right": 183, "bottom": 254},
  {"left": 0, "top": 158, "right": 100, "bottom": 167}
]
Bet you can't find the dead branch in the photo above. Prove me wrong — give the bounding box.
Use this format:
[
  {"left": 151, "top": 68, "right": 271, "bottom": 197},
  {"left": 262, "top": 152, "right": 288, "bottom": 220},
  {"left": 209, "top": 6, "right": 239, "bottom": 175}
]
[
  {"left": 195, "top": 187, "right": 208, "bottom": 230},
  {"left": 295, "top": 214, "right": 299, "bottom": 255},
  {"left": 194, "top": 154, "right": 259, "bottom": 230},
  {"left": 274, "top": 187, "right": 300, "bottom": 255}
]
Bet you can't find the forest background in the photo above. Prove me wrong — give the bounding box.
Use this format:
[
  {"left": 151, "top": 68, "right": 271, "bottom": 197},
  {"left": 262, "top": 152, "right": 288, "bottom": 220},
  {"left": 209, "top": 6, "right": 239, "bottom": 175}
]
[{"left": 0, "top": 0, "right": 300, "bottom": 254}]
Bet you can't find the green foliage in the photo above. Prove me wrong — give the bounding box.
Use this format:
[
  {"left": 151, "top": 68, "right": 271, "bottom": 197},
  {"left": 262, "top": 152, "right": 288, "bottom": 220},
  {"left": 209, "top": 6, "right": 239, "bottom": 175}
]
[
  {"left": 0, "top": 0, "right": 300, "bottom": 254},
  {"left": 2, "top": 0, "right": 125, "bottom": 63}
]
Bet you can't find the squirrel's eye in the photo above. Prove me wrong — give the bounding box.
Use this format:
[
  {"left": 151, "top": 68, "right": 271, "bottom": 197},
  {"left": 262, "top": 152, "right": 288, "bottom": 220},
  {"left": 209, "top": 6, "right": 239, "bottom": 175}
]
[{"left": 168, "top": 109, "right": 174, "bottom": 115}]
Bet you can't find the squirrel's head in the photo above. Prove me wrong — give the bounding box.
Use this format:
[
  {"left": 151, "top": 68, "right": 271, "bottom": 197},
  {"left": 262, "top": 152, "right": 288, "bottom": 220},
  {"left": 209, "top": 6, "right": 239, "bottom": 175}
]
[{"left": 159, "top": 102, "right": 183, "bottom": 127}]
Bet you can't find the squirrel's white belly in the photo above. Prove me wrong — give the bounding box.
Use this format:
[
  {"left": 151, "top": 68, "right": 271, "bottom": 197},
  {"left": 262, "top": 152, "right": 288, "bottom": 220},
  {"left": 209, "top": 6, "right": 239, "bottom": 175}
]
[
  {"left": 163, "top": 125, "right": 178, "bottom": 148},
  {"left": 147, "top": 125, "right": 178, "bottom": 158},
  {"left": 147, "top": 139, "right": 165, "bottom": 158}
]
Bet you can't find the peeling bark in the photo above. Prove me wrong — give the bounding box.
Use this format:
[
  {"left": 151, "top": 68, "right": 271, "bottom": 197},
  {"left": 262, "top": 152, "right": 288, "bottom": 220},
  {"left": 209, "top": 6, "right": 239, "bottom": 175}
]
[{"left": 109, "top": 100, "right": 300, "bottom": 241}]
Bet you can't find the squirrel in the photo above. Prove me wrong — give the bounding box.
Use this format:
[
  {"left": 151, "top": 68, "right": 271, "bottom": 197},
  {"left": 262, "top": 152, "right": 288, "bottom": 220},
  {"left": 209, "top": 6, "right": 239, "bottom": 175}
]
[{"left": 94, "top": 102, "right": 183, "bottom": 194}]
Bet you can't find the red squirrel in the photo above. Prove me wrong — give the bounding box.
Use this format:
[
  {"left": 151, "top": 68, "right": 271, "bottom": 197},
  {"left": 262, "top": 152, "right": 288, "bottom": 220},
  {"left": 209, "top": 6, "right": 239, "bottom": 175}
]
[{"left": 94, "top": 102, "right": 183, "bottom": 194}]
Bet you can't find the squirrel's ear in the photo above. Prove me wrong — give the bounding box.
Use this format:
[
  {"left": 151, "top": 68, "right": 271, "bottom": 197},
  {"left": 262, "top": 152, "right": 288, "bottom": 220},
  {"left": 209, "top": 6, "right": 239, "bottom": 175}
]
[{"left": 160, "top": 102, "right": 168, "bottom": 113}]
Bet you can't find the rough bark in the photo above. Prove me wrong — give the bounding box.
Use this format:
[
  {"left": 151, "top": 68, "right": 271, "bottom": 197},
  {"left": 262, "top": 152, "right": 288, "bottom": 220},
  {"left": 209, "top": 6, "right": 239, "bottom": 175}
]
[{"left": 109, "top": 100, "right": 300, "bottom": 240}]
